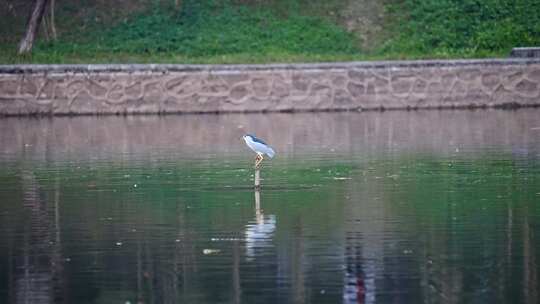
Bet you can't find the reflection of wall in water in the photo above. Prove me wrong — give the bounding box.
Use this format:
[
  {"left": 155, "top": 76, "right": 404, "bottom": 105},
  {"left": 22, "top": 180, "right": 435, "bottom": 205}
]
[{"left": 2, "top": 110, "right": 540, "bottom": 163}]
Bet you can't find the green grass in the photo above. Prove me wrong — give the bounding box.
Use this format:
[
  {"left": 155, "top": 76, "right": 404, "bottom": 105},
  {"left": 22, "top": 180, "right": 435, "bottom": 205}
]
[
  {"left": 1, "top": 1, "right": 358, "bottom": 64},
  {"left": 381, "top": 0, "right": 540, "bottom": 58},
  {"left": 1, "top": 0, "right": 538, "bottom": 64}
]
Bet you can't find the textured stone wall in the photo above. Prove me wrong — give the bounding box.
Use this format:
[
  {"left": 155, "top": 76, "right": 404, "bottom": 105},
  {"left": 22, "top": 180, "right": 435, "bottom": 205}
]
[{"left": 0, "top": 59, "right": 539, "bottom": 115}]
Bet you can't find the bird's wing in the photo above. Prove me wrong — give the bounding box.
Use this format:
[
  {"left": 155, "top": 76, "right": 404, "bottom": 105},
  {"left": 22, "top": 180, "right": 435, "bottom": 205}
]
[
  {"left": 266, "top": 147, "right": 275, "bottom": 158},
  {"left": 245, "top": 139, "right": 260, "bottom": 153},
  {"left": 250, "top": 136, "right": 268, "bottom": 145}
]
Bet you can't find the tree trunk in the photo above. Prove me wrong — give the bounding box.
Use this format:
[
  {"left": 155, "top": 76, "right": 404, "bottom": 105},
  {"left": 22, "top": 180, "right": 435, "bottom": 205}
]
[
  {"left": 50, "top": 0, "right": 57, "bottom": 40},
  {"left": 42, "top": 14, "right": 50, "bottom": 42},
  {"left": 18, "top": 0, "right": 50, "bottom": 54}
]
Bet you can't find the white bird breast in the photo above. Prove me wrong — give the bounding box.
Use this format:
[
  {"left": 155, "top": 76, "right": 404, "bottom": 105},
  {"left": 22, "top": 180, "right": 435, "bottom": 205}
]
[{"left": 244, "top": 137, "right": 275, "bottom": 158}]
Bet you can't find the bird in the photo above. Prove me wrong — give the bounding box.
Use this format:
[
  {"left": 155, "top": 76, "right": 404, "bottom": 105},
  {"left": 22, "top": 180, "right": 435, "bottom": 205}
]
[{"left": 242, "top": 134, "right": 275, "bottom": 168}]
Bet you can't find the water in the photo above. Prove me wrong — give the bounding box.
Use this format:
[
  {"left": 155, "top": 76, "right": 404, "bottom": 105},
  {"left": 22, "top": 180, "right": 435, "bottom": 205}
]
[{"left": 0, "top": 110, "right": 539, "bottom": 304}]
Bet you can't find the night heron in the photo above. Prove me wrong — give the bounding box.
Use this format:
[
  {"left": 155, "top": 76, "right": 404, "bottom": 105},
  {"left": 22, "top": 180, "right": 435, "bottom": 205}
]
[{"left": 242, "top": 134, "right": 275, "bottom": 168}]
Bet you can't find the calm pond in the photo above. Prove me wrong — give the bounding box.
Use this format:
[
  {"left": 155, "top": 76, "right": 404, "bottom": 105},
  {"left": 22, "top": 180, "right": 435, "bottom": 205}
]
[{"left": 1, "top": 110, "right": 539, "bottom": 304}]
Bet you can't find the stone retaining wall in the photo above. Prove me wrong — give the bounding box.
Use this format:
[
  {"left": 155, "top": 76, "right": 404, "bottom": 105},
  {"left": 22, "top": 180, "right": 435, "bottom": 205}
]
[{"left": 1, "top": 59, "right": 539, "bottom": 115}]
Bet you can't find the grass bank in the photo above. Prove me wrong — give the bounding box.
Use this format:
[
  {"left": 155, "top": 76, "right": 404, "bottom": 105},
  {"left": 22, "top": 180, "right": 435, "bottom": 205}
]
[
  {"left": 381, "top": 0, "right": 540, "bottom": 58},
  {"left": 0, "top": 0, "right": 538, "bottom": 64}
]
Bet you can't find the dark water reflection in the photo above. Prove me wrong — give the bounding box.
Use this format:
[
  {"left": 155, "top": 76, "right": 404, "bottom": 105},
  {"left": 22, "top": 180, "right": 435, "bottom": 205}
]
[{"left": 0, "top": 110, "right": 539, "bottom": 304}]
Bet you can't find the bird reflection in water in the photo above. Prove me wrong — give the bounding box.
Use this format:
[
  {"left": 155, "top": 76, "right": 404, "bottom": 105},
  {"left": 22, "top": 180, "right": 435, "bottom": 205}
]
[{"left": 245, "top": 190, "right": 276, "bottom": 261}]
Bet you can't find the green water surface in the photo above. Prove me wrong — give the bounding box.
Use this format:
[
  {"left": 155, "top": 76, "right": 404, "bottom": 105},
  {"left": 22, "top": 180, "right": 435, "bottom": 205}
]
[{"left": 1, "top": 111, "right": 539, "bottom": 303}]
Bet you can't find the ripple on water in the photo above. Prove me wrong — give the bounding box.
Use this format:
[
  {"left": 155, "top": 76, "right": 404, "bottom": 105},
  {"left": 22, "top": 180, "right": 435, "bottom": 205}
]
[{"left": 1, "top": 111, "right": 540, "bottom": 303}]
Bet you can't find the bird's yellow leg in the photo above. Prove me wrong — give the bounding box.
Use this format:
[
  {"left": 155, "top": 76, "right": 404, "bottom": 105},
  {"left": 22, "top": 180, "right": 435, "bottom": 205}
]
[{"left": 255, "top": 154, "right": 264, "bottom": 168}]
